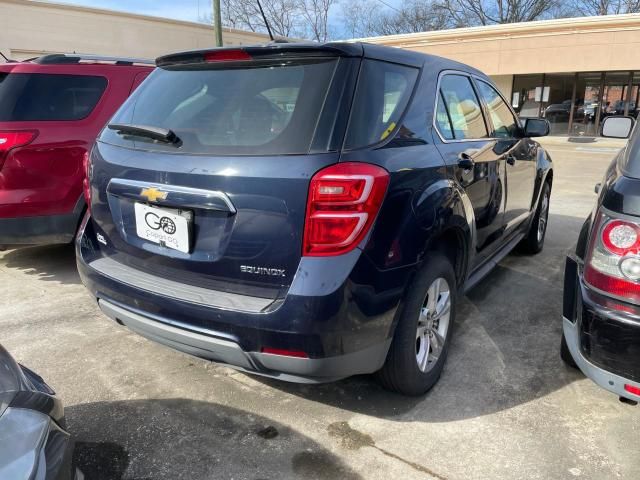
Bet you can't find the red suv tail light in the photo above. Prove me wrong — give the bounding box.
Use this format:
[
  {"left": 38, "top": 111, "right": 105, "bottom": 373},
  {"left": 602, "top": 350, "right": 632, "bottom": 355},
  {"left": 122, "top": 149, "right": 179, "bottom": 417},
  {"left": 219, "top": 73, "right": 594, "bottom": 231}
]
[
  {"left": 303, "top": 162, "right": 389, "bottom": 257},
  {"left": 0, "top": 130, "right": 37, "bottom": 170},
  {"left": 82, "top": 151, "right": 91, "bottom": 212},
  {"left": 584, "top": 211, "right": 640, "bottom": 304}
]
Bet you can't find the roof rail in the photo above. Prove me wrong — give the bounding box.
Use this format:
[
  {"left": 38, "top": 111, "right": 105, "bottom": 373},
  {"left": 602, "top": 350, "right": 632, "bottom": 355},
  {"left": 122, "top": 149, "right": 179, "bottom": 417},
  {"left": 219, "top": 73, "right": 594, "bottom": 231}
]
[{"left": 31, "top": 54, "right": 154, "bottom": 67}]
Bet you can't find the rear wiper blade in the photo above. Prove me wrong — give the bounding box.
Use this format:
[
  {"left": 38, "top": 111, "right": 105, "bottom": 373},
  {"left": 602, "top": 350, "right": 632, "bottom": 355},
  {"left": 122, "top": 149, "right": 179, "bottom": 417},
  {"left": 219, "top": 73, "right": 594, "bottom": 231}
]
[{"left": 108, "top": 124, "right": 182, "bottom": 146}]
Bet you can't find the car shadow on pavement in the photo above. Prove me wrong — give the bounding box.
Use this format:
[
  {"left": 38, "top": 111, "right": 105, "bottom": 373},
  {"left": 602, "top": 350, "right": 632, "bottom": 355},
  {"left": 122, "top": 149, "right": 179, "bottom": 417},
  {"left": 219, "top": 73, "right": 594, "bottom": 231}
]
[
  {"left": 252, "top": 214, "right": 585, "bottom": 423},
  {"left": 0, "top": 243, "right": 80, "bottom": 285},
  {"left": 67, "top": 398, "right": 363, "bottom": 480}
]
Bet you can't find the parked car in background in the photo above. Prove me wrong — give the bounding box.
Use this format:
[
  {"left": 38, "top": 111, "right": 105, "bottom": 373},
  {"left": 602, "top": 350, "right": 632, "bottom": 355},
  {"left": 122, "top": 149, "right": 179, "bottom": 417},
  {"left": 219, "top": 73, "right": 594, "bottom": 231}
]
[
  {"left": 0, "top": 54, "right": 153, "bottom": 247},
  {"left": 77, "top": 43, "right": 553, "bottom": 395},
  {"left": 562, "top": 115, "right": 640, "bottom": 404},
  {"left": 0, "top": 343, "right": 80, "bottom": 479}
]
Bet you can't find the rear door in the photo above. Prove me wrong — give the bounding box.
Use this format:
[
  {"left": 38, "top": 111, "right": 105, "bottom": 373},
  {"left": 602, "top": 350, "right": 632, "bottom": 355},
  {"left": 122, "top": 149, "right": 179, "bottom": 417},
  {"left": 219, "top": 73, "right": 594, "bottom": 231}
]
[
  {"left": 434, "top": 73, "right": 506, "bottom": 267},
  {"left": 90, "top": 52, "right": 359, "bottom": 298},
  {"left": 474, "top": 79, "right": 536, "bottom": 233}
]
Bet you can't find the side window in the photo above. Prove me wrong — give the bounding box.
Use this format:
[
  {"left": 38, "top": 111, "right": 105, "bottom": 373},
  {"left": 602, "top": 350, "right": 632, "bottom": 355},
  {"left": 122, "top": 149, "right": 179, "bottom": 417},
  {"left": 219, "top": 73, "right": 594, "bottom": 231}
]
[
  {"left": 435, "top": 91, "right": 454, "bottom": 140},
  {"left": 476, "top": 80, "right": 518, "bottom": 139},
  {"left": 0, "top": 74, "right": 107, "bottom": 121},
  {"left": 437, "top": 75, "right": 488, "bottom": 140},
  {"left": 345, "top": 60, "right": 419, "bottom": 149}
]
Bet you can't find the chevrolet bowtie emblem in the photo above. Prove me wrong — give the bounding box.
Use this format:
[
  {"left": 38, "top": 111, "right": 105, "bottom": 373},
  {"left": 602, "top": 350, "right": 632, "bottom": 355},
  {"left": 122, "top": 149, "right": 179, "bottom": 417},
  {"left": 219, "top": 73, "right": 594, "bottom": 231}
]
[{"left": 140, "top": 187, "right": 168, "bottom": 202}]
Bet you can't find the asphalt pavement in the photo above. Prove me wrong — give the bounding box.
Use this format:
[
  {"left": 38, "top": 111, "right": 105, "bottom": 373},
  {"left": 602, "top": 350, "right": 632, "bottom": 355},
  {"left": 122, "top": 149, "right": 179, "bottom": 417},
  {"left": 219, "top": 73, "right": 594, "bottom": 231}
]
[{"left": 1, "top": 139, "right": 638, "bottom": 480}]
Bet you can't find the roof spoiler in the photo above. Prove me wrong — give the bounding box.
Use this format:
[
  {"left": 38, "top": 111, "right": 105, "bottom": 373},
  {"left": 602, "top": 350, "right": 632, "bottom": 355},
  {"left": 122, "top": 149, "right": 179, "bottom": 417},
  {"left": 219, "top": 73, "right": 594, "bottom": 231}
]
[{"left": 156, "top": 43, "right": 363, "bottom": 68}]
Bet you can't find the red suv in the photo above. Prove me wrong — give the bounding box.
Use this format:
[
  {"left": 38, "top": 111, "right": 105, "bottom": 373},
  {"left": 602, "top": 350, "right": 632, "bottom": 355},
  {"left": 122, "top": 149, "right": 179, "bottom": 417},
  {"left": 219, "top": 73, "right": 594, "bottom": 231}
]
[{"left": 0, "top": 54, "right": 153, "bottom": 246}]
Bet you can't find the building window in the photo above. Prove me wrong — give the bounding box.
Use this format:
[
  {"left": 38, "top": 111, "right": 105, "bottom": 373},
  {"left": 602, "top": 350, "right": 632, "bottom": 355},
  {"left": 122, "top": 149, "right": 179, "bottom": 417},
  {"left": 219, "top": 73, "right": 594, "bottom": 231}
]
[
  {"left": 573, "top": 72, "right": 603, "bottom": 136},
  {"left": 541, "top": 73, "right": 575, "bottom": 136},
  {"left": 511, "top": 74, "right": 543, "bottom": 118}
]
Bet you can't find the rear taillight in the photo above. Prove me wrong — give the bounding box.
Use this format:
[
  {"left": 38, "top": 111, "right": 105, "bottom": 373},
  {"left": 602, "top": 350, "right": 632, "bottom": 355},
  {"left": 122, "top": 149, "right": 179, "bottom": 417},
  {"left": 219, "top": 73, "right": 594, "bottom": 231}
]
[
  {"left": 624, "top": 384, "right": 640, "bottom": 396},
  {"left": 82, "top": 151, "right": 91, "bottom": 212},
  {"left": 0, "top": 130, "right": 37, "bottom": 170},
  {"left": 303, "top": 162, "right": 389, "bottom": 257},
  {"left": 584, "top": 211, "right": 640, "bottom": 303}
]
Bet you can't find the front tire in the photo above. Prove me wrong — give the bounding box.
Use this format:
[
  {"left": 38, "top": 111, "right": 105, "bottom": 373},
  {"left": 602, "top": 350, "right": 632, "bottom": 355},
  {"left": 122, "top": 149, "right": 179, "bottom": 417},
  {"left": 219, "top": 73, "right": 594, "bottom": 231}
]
[
  {"left": 520, "top": 181, "right": 551, "bottom": 254},
  {"left": 378, "top": 254, "right": 456, "bottom": 396}
]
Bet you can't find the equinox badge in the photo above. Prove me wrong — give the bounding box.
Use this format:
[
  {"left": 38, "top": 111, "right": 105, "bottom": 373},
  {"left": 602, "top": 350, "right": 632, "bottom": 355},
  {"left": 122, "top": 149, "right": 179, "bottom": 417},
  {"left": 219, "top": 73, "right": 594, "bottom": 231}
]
[{"left": 240, "top": 265, "right": 286, "bottom": 277}]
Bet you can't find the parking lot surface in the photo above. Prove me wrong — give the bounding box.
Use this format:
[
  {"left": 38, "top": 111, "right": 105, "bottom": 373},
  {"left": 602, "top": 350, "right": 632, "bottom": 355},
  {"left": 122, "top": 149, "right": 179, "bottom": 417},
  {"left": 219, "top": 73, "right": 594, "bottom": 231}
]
[{"left": 2, "top": 139, "right": 639, "bottom": 480}]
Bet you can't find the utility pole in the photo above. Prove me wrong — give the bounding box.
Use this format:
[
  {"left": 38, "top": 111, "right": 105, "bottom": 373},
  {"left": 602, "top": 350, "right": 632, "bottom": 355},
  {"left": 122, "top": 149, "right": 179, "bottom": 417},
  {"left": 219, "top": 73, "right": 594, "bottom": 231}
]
[{"left": 212, "top": 0, "right": 223, "bottom": 47}]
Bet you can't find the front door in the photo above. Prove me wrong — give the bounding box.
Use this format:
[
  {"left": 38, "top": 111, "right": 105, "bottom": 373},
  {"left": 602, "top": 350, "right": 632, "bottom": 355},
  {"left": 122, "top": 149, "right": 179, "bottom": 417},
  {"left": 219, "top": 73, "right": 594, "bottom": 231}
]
[{"left": 474, "top": 79, "right": 536, "bottom": 233}]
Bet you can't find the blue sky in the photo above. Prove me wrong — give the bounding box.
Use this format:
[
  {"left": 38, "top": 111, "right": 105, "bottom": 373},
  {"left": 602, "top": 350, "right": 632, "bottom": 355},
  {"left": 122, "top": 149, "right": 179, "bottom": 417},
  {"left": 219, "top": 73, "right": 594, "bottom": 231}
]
[{"left": 40, "top": 0, "right": 401, "bottom": 30}]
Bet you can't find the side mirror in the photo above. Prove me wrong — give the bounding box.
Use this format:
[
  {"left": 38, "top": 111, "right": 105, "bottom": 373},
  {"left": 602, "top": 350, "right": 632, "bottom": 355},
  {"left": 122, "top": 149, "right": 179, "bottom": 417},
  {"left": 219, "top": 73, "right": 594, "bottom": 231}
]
[
  {"left": 601, "top": 116, "right": 635, "bottom": 139},
  {"left": 524, "top": 118, "right": 550, "bottom": 138}
]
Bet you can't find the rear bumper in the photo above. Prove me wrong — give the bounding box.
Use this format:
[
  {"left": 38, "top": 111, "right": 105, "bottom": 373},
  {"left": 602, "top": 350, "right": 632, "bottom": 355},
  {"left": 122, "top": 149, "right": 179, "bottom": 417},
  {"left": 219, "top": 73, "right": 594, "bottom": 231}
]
[
  {"left": 98, "top": 298, "right": 390, "bottom": 383},
  {"left": 77, "top": 215, "right": 401, "bottom": 383},
  {"left": 0, "top": 198, "right": 84, "bottom": 245},
  {"left": 563, "top": 255, "right": 640, "bottom": 401},
  {"left": 0, "top": 213, "right": 79, "bottom": 245}
]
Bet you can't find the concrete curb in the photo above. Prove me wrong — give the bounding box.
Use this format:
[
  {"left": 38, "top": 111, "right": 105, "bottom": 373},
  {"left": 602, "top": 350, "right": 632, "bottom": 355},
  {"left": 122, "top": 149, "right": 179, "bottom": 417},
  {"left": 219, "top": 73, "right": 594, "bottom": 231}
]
[{"left": 538, "top": 136, "right": 627, "bottom": 149}]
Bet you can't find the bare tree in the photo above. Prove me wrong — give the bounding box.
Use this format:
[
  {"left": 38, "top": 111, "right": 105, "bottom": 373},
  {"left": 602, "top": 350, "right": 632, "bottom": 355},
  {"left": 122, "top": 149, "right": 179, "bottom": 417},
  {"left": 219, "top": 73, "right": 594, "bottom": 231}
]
[
  {"left": 375, "top": 0, "right": 456, "bottom": 34},
  {"left": 436, "top": 0, "right": 559, "bottom": 25},
  {"left": 339, "top": 0, "right": 380, "bottom": 38},
  {"left": 570, "top": 0, "right": 640, "bottom": 15},
  {"left": 299, "top": 0, "right": 337, "bottom": 42},
  {"left": 340, "top": 0, "right": 455, "bottom": 38},
  {"left": 212, "top": 0, "right": 304, "bottom": 38}
]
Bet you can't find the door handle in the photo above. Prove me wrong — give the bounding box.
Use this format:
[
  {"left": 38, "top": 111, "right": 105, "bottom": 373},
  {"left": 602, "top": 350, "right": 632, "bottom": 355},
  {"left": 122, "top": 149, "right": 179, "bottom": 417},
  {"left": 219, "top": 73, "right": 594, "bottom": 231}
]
[
  {"left": 505, "top": 154, "right": 516, "bottom": 166},
  {"left": 458, "top": 151, "right": 475, "bottom": 170}
]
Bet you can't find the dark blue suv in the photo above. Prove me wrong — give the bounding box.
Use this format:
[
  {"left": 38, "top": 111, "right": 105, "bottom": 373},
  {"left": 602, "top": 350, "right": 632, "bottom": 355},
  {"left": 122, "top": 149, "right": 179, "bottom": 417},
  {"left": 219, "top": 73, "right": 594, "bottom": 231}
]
[{"left": 77, "top": 43, "right": 553, "bottom": 395}]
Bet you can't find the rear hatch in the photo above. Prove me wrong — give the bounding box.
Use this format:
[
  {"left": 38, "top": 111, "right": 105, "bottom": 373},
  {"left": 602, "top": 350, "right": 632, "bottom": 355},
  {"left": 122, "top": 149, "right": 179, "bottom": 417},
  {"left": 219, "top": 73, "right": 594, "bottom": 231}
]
[{"left": 89, "top": 45, "right": 362, "bottom": 300}]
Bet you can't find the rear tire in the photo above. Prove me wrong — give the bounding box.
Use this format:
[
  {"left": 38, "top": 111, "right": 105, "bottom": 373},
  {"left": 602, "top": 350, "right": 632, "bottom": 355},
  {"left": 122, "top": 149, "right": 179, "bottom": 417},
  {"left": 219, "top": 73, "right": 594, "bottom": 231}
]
[
  {"left": 378, "top": 254, "right": 456, "bottom": 396},
  {"left": 520, "top": 181, "right": 551, "bottom": 254},
  {"left": 560, "top": 333, "right": 579, "bottom": 369}
]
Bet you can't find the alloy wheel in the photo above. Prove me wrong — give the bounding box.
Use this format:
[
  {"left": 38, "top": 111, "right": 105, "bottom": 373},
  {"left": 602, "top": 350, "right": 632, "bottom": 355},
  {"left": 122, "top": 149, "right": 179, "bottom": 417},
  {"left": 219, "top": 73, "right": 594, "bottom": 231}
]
[{"left": 415, "top": 277, "right": 451, "bottom": 373}]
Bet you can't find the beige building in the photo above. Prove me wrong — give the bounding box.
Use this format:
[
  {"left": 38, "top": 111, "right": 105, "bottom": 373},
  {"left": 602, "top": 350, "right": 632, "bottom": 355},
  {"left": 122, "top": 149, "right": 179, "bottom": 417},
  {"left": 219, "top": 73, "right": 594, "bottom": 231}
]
[
  {"left": 2, "top": 1, "right": 640, "bottom": 136},
  {"left": 362, "top": 14, "right": 640, "bottom": 136},
  {"left": 0, "top": 0, "right": 270, "bottom": 62}
]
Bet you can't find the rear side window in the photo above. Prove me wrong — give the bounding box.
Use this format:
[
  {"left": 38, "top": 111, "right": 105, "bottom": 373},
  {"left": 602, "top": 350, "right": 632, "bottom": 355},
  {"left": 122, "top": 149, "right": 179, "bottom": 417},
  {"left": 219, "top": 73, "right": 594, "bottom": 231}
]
[
  {"left": 103, "top": 59, "right": 339, "bottom": 155},
  {"left": 437, "top": 74, "right": 488, "bottom": 140},
  {"left": 344, "top": 60, "right": 418, "bottom": 150},
  {"left": 0, "top": 73, "right": 107, "bottom": 121},
  {"left": 476, "top": 80, "right": 519, "bottom": 138}
]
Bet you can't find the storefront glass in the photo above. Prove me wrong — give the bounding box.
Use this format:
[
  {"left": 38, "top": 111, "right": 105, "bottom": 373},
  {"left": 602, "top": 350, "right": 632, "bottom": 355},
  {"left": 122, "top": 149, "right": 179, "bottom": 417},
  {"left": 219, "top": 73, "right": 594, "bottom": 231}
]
[
  {"left": 541, "top": 73, "right": 575, "bottom": 136},
  {"left": 511, "top": 71, "right": 637, "bottom": 136},
  {"left": 511, "top": 74, "right": 543, "bottom": 118},
  {"left": 571, "top": 72, "right": 603, "bottom": 136}
]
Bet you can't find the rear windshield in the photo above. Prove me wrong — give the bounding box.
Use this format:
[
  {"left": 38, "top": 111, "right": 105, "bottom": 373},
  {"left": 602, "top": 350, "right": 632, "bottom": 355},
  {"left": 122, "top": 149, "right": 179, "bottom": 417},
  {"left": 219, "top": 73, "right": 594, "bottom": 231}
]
[
  {"left": 101, "top": 59, "right": 339, "bottom": 155},
  {"left": 0, "top": 73, "right": 107, "bottom": 121},
  {"left": 344, "top": 60, "right": 419, "bottom": 150}
]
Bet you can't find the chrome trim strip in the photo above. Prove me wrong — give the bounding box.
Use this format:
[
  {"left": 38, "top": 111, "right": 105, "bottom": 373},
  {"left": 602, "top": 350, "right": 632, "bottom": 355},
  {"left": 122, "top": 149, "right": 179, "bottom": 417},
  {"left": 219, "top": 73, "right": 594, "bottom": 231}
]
[{"left": 107, "top": 178, "right": 236, "bottom": 214}]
